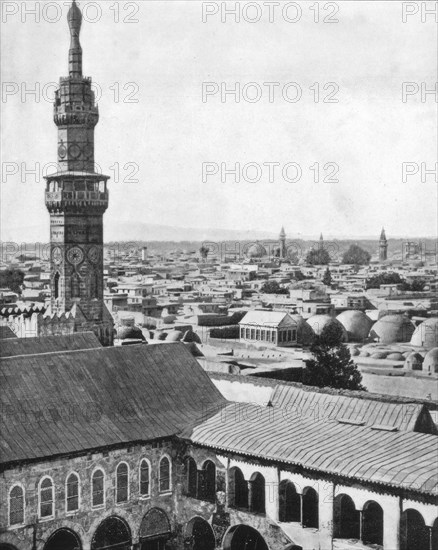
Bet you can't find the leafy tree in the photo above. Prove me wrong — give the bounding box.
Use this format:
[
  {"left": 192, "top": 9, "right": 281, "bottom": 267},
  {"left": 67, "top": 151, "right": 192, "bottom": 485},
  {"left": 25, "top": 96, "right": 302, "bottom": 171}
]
[
  {"left": 303, "top": 323, "right": 366, "bottom": 391},
  {"left": 0, "top": 269, "right": 25, "bottom": 295},
  {"left": 409, "top": 279, "right": 426, "bottom": 292},
  {"left": 366, "top": 272, "right": 403, "bottom": 289},
  {"left": 306, "top": 248, "right": 331, "bottom": 265},
  {"left": 342, "top": 244, "right": 371, "bottom": 265},
  {"left": 199, "top": 245, "right": 209, "bottom": 261},
  {"left": 322, "top": 267, "right": 332, "bottom": 286},
  {"left": 260, "top": 280, "right": 289, "bottom": 295}
]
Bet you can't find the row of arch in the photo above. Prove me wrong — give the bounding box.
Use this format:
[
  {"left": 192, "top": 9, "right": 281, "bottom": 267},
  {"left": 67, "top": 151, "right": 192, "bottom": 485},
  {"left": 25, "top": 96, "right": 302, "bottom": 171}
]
[
  {"left": 53, "top": 270, "right": 100, "bottom": 300},
  {"left": 8, "top": 457, "right": 171, "bottom": 525},
  {"left": 185, "top": 457, "right": 216, "bottom": 502},
  {"left": 1, "top": 514, "right": 271, "bottom": 550},
  {"left": 228, "top": 469, "right": 438, "bottom": 549}
]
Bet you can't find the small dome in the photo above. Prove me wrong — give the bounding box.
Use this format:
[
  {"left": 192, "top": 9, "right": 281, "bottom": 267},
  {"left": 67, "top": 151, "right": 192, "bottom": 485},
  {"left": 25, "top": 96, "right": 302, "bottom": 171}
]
[
  {"left": 386, "top": 352, "right": 404, "bottom": 361},
  {"left": 423, "top": 348, "right": 438, "bottom": 373},
  {"left": 350, "top": 347, "right": 360, "bottom": 356},
  {"left": 307, "top": 314, "right": 348, "bottom": 342},
  {"left": 359, "top": 350, "right": 370, "bottom": 357},
  {"left": 116, "top": 325, "right": 145, "bottom": 341},
  {"left": 404, "top": 352, "right": 423, "bottom": 371},
  {"left": 165, "top": 330, "right": 183, "bottom": 342},
  {"left": 337, "top": 311, "right": 373, "bottom": 342},
  {"left": 246, "top": 243, "right": 267, "bottom": 258},
  {"left": 368, "top": 314, "right": 415, "bottom": 344},
  {"left": 410, "top": 318, "right": 438, "bottom": 348},
  {"left": 371, "top": 351, "right": 388, "bottom": 359}
]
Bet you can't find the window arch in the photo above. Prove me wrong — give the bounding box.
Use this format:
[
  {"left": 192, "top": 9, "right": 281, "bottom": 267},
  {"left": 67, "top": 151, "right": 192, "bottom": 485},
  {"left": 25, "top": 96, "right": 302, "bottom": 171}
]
[
  {"left": 91, "top": 516, "right": 131, "bottom": 550},
  {"left": 66, "top": 472, "right": 80, "bottom": 513},
  {"left": 228, "top": 467, "right": 248, "bottom": 510},
  {"left": 185, "top": 517, "right": 216, "bottom": 550},
  {"left": 44, "top": 528, "right": 82, "bottom": 550},
  {"left": 362, "top": 500, "right": 383, "bottom": 545},
  {"left": 250, "top": 472, "right": 265, "bottom": 514},
  {"left": 39, "top": 476, "right": 54, "bottom": 519},
  {"left": 334, "top": 494, "right": 360, "bottom": 539},
  {"left": 199, "top": 460, "right": 216, "bottom": 502},
  {"left": 223, "top": 525, "right": 269, "bottom": 550},
  {"left": 139, "top": 459, "right": 151, "bottom": 497},
  {"left": 116, "top": 462, "right": 129, "bottom": 503},
  {"left": 54, "top": 272, "right": 60, "bottom": 299},
  {"left": 400, "top": 509, "right": 429, "bottom": 550},
  {"left": 159, "top": 455, "right": 171, "bottom": 493},
  {"left": 71, "top": 273, "right": 81, "bottom": 298},
  {"left": 279, "top": 480, "right": 300, "bottom": 522},
  {"left": 185, "top": 457, "right": 198, "bottom": 497},
  {"left": 302, "top": 487, "right": 319, "bottom": 529},
  {"left": 9, "top": 484, "right": 24, "bottom": 526},
  {"left": 92, "top": 469, "right": 105, "bottom": 507}
]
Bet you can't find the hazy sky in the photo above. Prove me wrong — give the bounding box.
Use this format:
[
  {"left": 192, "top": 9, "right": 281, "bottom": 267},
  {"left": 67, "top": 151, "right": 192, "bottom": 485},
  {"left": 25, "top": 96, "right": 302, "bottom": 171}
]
[{"left": 1, "top": 0, "right": 437, "bottom": 242}]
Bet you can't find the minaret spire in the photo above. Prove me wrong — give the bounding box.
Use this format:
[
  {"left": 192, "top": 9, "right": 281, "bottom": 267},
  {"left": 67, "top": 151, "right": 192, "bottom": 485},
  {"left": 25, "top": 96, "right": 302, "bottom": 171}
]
[{"left": 68, "top": 0, "right": 83, "bottom": 78}]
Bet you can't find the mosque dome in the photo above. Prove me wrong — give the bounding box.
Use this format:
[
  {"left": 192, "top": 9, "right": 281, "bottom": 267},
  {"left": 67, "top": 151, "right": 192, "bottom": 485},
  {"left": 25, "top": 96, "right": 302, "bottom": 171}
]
[
  {"left": 410, "top": 318, "right": 438, "bottom": 348},
  {"left": 246, "top": 242, "right": 267, "bottom": 258},
  {"left": 368, "top": 314, "right": 415, "bottom": 344},
  {"left": 336, "top": 311, "right": 373, "bottom": 342},
  {"left": 386, "top": 352, "right": 405, "bottom": 361},
  {"left": 307, "top": 314, "right": 348, "bottom": 342},
  {"left": 181, "top": 329, "right": 202, "bottom": 344},
  {"left": 423, "top": 348, "right": 438, "bottom": 373},
  {"left": 404, "top": 352, "right": 424, "bottom": 371},
  {"left": 290, "top": 315, "right": 315, "bottom": 346}
]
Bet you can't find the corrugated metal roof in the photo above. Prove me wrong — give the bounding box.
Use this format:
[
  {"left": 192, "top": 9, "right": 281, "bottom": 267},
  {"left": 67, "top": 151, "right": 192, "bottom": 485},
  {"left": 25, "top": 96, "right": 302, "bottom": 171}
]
[
  {"left": 0, "top": 343, "right": 227, "bottom": 465},
  {"left": 269, "top": 384, "right": 431, "bottom": 432},
  {"left": 0, "top": 332, "right": 102, "bottom": 358},
  {"left": 184, "top": 403, "right": 438, "bottom": 495}
]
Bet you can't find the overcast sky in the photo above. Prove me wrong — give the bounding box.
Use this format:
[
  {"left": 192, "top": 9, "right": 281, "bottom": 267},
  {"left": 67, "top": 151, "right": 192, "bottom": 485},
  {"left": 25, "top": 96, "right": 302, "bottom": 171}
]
[{"left": 1, "top": 0, "right": 437, "bottom": 242}]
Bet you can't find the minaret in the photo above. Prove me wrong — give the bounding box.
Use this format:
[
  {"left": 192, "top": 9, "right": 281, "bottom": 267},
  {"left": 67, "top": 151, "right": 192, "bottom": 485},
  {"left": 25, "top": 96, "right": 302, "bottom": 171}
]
[
  {"left": 379, "top": 228, "right": 388, "bottom": 262},
  {"left": 279, "top": 226, "right": 286, "bottom": 259},
  {"left": 319, "top": 233, "right": 324, "bottom": 251},
  {"left": 44, "top": 1, "right": 112, "bottom": 345}
]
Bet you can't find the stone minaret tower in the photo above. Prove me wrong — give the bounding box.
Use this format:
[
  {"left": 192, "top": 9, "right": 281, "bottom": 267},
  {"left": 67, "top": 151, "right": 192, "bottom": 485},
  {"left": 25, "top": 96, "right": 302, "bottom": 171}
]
[
  {"left": 44, "top": 0, "right": 112, "bottom": 345},
  {"left": 279, "top": 226, "right": 286, "bottom": 259},
  {"left": 379, "top": 228, "right": 388, "bottom": 262},
  {"left": 319, "top": 233, "right": 324, "bottom": 251}
]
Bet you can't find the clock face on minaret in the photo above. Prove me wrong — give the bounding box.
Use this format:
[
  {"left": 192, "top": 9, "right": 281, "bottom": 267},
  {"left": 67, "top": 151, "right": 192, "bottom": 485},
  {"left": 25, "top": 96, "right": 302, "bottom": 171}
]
[{"left": 44, "top": 0, "right": 110, "bottom": 333}]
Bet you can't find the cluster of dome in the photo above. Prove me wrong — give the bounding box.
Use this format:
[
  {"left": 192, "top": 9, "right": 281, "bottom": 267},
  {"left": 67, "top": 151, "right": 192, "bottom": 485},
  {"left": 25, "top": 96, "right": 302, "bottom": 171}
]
[{"left": 368, "top": 314, "right": 415, "bottom": 345}]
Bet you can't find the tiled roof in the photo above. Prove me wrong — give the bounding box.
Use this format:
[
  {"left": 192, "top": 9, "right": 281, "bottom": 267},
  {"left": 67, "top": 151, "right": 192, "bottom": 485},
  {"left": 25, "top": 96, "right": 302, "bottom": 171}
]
[
  {"left": 0, "top": 343, "right": 227, "bottom": 465},
  {"left": 0, "top": 332, "right": 101, "bottom": 358},
  {"left": 269, "top": 384, "right": 436, "bottom": 433},
  {"left": 239, "top": 310, "right": 294, "bottom": 327},
  {"left": 0, "top": 325, "right": 17, "bottom": 340},
  {"left": 184, "top": 403, "right": 438, "bottom": 495}
]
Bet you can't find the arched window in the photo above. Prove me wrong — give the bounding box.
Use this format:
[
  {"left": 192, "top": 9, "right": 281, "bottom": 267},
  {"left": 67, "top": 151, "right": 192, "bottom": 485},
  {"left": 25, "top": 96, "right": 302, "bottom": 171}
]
[
  {"left": 302, "top": 487, "right": 318, "bottom": 529},
  {"left": 199, "top": 460, "right": 216, "bottom": 502},
  {"left": 279, "top": 480, "right": 300, "bottom": 522},
  {"left": 223, "top": 525, "right": 269, "bottom": 550},
  {"left": 116, "top": 463, "right": 129, "bottom": 503},
  {"left": 9, "top": 485, "right": 24, "bottom": 526},
  {"left": 159, "top": 456, "right": 171, "bottom": 493},
  {"left": 400, "top": 509, "right": 429, "bottom": 550},
  {"left": 185, "top": 457, "right": 198, "bottom": 497},
  {"left": 228, "top": 467, "right": 248, "bottom": 510},
  {"left": 91, "top": 516, "right": 131, "bottom": 550},
  {"left": 185, "top": 517, "right": 216, "bottom": 550},
  {"left": 334, "top": 494, "right": 360, "bottom": 539},
  {"left": 362, "top": 500, "right": 383, "bottom": 545},
  {"left": 250, "top": 472, "right": 265, "bottom": 514},
  {"left": 92, "top": 469, "right": 105, "bottom": 507},
  {"left": 44, "top": 528, "right": 82, "bottom": 550},
  {"left": 54, "top": 272, "right": 60, "bottom": 299},
  {"left": 139, "top": 459, "right": 150, "bottom": 497},
  {"left": 66, "top": 473, "right": 80, "bottom": 512},
  {"left": 432, "top": 517, "right": 438, "bottom": 550},
  {"left": 139, "top": 508, "right": 171, "bottom": 547},
  {"left": 39, "top": 477, "right": 54, "bottom": 518}
]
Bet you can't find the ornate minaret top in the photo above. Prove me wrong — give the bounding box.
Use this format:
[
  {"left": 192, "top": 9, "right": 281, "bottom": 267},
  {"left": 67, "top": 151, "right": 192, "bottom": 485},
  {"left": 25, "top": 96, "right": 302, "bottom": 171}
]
[
  {"left": 68, "top": 0, "right": 82, "bottom": 78},
  {"left": 379, "top": 227, "right": 388, "bottom": 261},
  {"left": 380, "top": 227, "right": 387, "bottom": 241}
]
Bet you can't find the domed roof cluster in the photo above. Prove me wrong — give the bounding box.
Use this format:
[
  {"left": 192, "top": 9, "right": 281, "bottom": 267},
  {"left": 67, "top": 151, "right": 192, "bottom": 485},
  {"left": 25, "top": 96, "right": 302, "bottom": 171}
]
[
  {"left": 246, "top": 242, "right": 267, "bottom": 258},
  {"left": 368, "top": 314, "right": 415, "bottom": 344},
  {"left": 307, "top": 314, "right": 348, "bottom": 342},
  {"left": 336, "top": 311, "right": 373, "bottom": 342},
  {"left": 410, "top": 318, "right": 438, "bottom": 348}
]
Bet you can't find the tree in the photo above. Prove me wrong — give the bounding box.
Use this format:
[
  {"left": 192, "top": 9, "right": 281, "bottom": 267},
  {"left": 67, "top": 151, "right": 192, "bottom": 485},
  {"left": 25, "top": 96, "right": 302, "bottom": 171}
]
[
  {"left": 0, "top": 269, "right": 25, "bottom": 295},
  {"left": 306, "top": 248, "right": 331, "bottom": 265},
  {"left": 342, "top": 244, "right": 371, "bottom": 265},
  {"left": 260, "top": 281, "right": 289, "bottom": 295},
  {"left": 366, "top": 272, "right": 403, "bottom": 289},
  {"left": 199, "top": 245, "right": 209, "bottom": 261},
  {"left": 322, "top": 267, "right": 332, "bottom": 286},
  {"left": 303, "top": 323, "right": 366, "bottom": 391}
]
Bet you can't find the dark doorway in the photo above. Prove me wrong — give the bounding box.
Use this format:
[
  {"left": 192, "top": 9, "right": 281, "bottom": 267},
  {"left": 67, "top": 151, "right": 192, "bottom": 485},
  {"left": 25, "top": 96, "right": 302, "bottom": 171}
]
[
  {"left": 44, "top": 528, "right": 82, "bottom": 550},
  {"left": 185, "top": 517, "right": 216, "bottom": 550},
  {"left": 91, "top": 516, "right": 131, "bottom": 550},
  {"left": 139, "top": 508, "right": 171, "bottom": 550},
  {"left": 362, "top": 501, "right": 384, "bottom": 546},
  {"left": 223, "top": 525, "right": 269, "bottom": 550},
  {"left": 334, "top": 494, "right": 360, "bottom": 539},
  {"left": 400, "top": 509, "right": 430, "bottom": 550}
]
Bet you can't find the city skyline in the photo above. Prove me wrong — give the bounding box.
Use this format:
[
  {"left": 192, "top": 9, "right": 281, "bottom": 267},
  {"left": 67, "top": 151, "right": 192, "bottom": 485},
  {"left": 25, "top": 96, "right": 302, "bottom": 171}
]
[{"left": 1, "top": 0, "right": 437, "bottom": 242}]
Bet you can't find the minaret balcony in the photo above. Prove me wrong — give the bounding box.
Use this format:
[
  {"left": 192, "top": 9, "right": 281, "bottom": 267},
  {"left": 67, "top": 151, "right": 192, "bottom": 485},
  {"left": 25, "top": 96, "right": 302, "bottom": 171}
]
[{"left": 45, "top": 189, "right": 109, "bottom": 213}]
